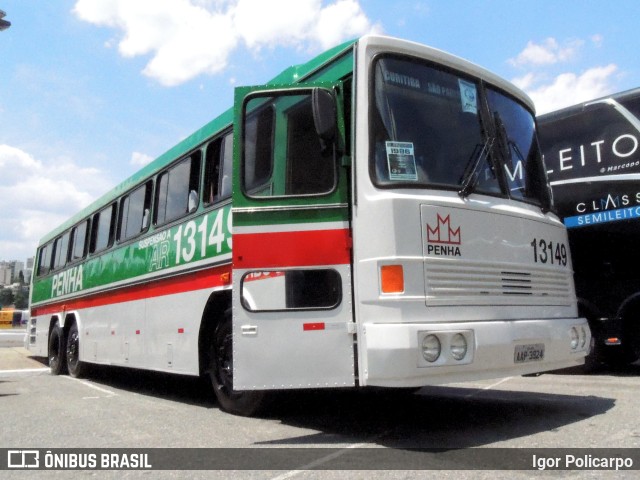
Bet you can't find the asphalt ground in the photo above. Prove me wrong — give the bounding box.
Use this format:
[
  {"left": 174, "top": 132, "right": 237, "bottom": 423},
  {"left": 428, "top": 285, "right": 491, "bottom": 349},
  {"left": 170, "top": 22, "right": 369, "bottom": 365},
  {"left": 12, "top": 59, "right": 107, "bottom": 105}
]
[{"left": 1, "top": 340, "right": 639, "bottom": 479}]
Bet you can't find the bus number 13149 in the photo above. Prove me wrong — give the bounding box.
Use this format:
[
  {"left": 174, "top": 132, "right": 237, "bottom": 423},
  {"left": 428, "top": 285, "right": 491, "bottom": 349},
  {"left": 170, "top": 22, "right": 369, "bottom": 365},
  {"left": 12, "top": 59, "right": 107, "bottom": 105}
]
[{"left": 530, "top": 238, "right": 568, "bottom": 266}]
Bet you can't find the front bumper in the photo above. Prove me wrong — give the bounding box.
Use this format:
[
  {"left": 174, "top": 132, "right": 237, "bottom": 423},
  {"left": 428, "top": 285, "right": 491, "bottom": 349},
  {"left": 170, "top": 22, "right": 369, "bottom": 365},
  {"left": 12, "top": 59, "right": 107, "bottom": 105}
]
[{"left": 361, "top": 317, "right": 590, "bottom": 387}]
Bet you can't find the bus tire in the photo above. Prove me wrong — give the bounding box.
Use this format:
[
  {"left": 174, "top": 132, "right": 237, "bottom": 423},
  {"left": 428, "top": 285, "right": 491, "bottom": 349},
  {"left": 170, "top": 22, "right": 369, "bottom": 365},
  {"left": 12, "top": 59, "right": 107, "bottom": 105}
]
[
  {"left": 66, "top": 322, "right": 86, "bottom": 378},
  {"left": 208, "top": 310, "right": 265, "bottom": 416},
  {"left": 48, "top": 323, "right": 66, "bottom": 375},
  {"left": 621, "top": 306, "right": 640, "bottom": 365}
]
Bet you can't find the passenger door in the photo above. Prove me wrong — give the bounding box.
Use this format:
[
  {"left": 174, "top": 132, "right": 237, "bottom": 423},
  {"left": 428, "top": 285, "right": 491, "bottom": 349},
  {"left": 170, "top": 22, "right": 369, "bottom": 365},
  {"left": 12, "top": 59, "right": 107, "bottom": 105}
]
[{"left": 231, "top": 84, "right": 356, "bottom": 390}]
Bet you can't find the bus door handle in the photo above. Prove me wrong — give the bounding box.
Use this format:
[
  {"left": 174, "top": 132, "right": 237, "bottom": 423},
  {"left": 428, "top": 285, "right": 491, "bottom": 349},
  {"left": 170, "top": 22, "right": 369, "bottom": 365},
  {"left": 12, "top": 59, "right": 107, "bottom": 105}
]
[{"left": 241, "top": 325, "right": 258, "bottom": 336}]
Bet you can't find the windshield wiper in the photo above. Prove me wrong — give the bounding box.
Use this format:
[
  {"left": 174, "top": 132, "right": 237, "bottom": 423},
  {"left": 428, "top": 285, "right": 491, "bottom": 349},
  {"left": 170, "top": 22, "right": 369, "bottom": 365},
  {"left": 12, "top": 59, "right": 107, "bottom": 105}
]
[
  {"left": 493, "top": 112, "right": 511, "bottom": 164},
  {"left": 458, "top": 138, "right": 494, "bottom": 197}
]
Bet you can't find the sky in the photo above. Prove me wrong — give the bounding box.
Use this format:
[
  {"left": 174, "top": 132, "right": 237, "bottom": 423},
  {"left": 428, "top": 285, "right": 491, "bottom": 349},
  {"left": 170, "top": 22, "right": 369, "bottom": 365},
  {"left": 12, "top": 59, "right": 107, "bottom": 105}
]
[{"left": 1, "top": 0, "right": 640, "bottom": 264}]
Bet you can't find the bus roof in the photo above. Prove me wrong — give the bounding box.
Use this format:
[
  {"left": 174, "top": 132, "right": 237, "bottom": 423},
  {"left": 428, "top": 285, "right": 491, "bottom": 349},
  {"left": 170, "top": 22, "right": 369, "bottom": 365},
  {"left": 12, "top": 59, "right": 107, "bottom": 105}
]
[
  {"left": 538, "top": 86, "right": 640, "bottom": 122},
  {"left": 38, "top": 38, "right": 357, "bottom": 246}
]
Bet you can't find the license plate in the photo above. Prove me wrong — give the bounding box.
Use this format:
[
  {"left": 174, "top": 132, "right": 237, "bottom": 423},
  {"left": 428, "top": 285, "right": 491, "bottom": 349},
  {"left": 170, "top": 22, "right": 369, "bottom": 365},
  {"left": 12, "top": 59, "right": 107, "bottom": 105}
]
[{"left": 514, "top": 343, "right": 545, "bottom": 363}]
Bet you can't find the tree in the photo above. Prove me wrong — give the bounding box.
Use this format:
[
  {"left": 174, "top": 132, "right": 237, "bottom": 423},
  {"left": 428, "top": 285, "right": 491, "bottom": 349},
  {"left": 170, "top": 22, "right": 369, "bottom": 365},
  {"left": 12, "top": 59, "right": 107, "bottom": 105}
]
[
  {"left": 14, "top": 288, "right": 29, "bottom": 309},
  {"left": 0, "top": 288, "right": 14, "bottom": 308}
]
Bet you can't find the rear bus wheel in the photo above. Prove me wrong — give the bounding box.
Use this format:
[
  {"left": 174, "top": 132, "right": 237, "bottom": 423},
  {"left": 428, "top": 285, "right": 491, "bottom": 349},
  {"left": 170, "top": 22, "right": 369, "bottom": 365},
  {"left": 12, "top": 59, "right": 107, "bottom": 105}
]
[
  {"left": 48, "top": 324, "right": 66, "bottom": 375},
  {"left": 66, "top": 323, "right": 86, "bottom": 378},
  {"left": 208, "top": 310, "right": 265, "bottom": 416}
]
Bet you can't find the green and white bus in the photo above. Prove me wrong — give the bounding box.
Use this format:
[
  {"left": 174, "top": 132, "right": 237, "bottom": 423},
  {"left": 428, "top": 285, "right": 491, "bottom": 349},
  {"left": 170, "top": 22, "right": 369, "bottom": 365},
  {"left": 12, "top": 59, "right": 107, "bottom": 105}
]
[{"left": 27, "top": 35, "right": 589, "bottom": 416}]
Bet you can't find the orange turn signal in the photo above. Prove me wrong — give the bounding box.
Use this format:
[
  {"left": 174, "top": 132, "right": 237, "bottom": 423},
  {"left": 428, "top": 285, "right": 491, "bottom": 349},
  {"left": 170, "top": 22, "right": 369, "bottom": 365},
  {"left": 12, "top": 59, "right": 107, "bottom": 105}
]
[{"left": 381, "top": 265, "right": 404, "bottom": 293}]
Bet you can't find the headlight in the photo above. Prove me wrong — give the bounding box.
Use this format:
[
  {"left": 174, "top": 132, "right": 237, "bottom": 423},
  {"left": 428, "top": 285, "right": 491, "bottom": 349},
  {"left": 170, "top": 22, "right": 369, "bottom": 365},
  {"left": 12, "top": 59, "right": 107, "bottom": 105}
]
[
  {"left": 450, "top": 333, "right": 467, "bottom": 360},
  {"left": 580, "top": 327, "right": 587, "bottom": 349},
  {"left": 422, "top": 334, "right": 441, "bottom": 363},
  {"left": 570, "top": 327, "right": 579, "bottom": 350}
]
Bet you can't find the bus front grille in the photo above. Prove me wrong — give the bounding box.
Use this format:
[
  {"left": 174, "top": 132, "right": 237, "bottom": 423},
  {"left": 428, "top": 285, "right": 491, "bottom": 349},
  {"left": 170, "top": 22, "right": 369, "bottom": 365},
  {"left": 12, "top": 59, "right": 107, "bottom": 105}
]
[{"left": 424, "top": 259, "right": 573, "bottom": 306}]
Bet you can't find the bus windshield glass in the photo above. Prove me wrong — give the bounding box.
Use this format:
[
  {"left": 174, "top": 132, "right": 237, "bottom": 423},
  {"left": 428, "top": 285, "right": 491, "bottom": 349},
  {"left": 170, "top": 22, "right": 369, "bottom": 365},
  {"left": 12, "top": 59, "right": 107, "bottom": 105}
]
[
  {"left": 486, "top": 87, "right": 546, "bottom": 205},
  {"left": 371, "top": 55, "right": 547, "bottom": 206}
]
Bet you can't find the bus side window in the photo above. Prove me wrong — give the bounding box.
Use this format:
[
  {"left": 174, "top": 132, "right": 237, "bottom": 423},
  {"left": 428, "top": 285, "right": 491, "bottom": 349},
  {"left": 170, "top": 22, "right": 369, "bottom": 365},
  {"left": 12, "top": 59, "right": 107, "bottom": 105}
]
[
  {"left": 285, "top": 95, "right": 334, "bottom": 195},
  {"left": 90, "top": 203, "right": 117, "bottom": 254},
  {"left": 37, "top": 242, "right": 53, "bottom": 276},
  {"left": 52, "top": 231, "right": 70, "bottom": 270},
  {"left": 204, "top": 138, "right": 222, "bottom": 205},
  {"left": 241, "top": 269, "right": 342, "bottom": 311},
  {"left": 155, "top": 153, "right": 201, "bottom": 225},
  {"left": 70, "top": 219, "right": 90, "bottom": 262},
  {"left": 243, "top": 104, "right": 274, "bottom": 196},
  {"left": 204, "top": 132, "right": 233, "bottom": 206},
  {"left": 220, "top": 133, "right": 233, "bottom": 199},
  {"left": 118, "top": 181, "right": 153, "bottom": 242},
  {"left": 242, "top": 92, "right": 335, "bottom": 198}
]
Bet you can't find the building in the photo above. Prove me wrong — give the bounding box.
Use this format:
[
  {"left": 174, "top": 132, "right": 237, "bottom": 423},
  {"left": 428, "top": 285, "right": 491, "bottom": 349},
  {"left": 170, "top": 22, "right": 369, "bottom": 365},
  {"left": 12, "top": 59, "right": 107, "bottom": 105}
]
[
  {"left": 0, "top": 263, "right": 11, "bottom": 285},
  {"left": 0, "top": 260, "right": 31, "bottom": 286}
]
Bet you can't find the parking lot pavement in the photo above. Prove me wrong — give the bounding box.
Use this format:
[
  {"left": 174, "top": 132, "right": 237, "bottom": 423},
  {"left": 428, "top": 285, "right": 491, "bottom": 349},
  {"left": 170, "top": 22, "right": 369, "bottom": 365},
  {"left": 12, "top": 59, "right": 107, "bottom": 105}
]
[
  {"left": 0, "top": 329, "right": 28, "bottom": 348},
  {"left": 0, "top": 344, "right": 48, "bottom": 373},
  {"left": 1, "top": 346, "right": 639, "bottom": 479}
]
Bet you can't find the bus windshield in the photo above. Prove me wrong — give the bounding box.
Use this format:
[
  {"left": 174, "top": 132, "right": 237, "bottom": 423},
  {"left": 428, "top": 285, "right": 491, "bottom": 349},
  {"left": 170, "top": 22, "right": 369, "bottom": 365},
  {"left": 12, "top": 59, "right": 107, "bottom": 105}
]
[
  {"left": 371, "top": 55, "right": 548, "bottom": 206},
  {"left": 486, "top": 87, "right": 546, "bottom": 205}
]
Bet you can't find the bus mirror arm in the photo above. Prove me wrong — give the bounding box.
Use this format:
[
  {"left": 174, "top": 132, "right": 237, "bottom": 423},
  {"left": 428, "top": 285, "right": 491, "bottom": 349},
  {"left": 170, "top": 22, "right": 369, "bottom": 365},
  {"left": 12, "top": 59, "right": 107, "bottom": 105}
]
[{"left": 312, "top": 87, "right": 337, "bottom": 156}]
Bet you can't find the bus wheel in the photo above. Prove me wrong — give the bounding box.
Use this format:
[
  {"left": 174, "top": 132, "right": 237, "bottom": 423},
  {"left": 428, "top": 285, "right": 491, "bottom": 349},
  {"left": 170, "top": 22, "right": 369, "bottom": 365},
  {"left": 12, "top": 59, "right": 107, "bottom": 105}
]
[
  {"left": 66, "top": 323, "right": 86, "bottom": 378},
  {"left": 48, "top": 323, "right": 66, "bottom": 375},
  {"left": 208, "top": 311, "right": 265, "bottom": 416},
  {"left": 622, "top": 312, "right": 640, "bottom": 365}
]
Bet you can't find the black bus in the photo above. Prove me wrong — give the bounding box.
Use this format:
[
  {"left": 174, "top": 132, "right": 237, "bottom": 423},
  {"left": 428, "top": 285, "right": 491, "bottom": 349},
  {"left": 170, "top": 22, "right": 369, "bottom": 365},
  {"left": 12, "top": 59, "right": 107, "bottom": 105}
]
[{"left": 538, "top": 88, "right": 640, "bottom": 367}]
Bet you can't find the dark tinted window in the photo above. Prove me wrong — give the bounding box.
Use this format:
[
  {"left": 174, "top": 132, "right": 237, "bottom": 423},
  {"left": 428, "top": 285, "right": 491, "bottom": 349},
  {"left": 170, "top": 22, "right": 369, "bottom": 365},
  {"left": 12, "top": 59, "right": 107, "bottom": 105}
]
[
  {"left": 52, "top": 232, "right": 70, "bottom": 270},
  {"left": 241, "top": 269, "right": 342, "bottom": 311},
  {"left": 204, "top": 133, "right": 233, "bottom": 206},
  {"left": 119, "top": 181, "right": 152, "bottom": 241},
  {"left": 90, "top": 203, "right": 116, "bottom": 253},
  {"left": 155, "top": 154, "right": 201, "bottom": 225},
  {"left": 37, "top": 243, "right": 53, "bottom": 276},
  {"left": 286, "top": 96, "right": 334, "bottom": 195},
  {"left": 242, "top": 92, "right": 335, "bottom": 197},
  {"left": 70, "top": 220, "right": 89, "bottom": 262},
  {"left": 540, "top": 103, "right": 638, "bottom": 183},
  {"left": 243, "top": 105, "right": 274, "bottom": 195}
]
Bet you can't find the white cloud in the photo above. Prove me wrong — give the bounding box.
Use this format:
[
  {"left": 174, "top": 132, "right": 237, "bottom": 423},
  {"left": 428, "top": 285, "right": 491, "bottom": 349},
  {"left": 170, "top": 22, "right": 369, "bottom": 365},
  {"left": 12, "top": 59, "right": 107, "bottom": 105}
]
[
  {"left": 73, "top": 0, "right": 378, "bottom": 86},
  {"left": 0, "top": 144, "right": 112, "bottom": 262},
  {"left": 509, "top": 36, "right": 618, "bottom": 114},
  {"left": 312, "top": 0, "right": 379, "bottom": 50},
  {"left": 516, "top": 64, "right": 618, "bottom": 115},
  {"left": 509, "top": 37, "right": 583, "bottom": 67},
  {"left": 233, "top": 0, "right": 317, "bottom": 50},
  {"left": 130, "top": 151, "right": 154, "bottom": 167}
]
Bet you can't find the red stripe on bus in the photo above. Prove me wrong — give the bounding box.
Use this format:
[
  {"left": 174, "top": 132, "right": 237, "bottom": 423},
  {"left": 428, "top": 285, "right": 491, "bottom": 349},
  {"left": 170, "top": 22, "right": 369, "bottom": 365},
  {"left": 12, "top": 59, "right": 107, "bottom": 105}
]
[
  {"left": 234, "top": 228, "right": 351, "bottom": 269},
  {"left": 31, "top": 264, "right": 231, "bottom": 317}
]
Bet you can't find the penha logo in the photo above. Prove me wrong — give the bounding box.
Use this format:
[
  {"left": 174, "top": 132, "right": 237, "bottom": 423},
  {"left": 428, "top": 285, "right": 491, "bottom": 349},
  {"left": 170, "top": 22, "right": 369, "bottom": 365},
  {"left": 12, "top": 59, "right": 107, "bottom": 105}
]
[
  {"left": 426, "top": 214, "right": 461, "bottom": 257},
  {"left": 427, "top": 214, "right": 461, "bottom": 245}
]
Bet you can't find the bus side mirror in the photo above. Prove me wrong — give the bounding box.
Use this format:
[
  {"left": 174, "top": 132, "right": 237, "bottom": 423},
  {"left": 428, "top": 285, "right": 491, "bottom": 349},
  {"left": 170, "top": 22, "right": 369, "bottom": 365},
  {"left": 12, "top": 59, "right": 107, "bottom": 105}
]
[{"left": 312, "top": 88, "right": 337, "bottom": 155}]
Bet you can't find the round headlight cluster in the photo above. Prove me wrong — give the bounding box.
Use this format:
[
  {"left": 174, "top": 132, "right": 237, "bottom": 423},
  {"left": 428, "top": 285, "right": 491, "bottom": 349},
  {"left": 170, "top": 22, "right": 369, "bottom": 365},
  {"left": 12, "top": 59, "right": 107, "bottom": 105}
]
[
  {"left": 569, "top": 325, "right": 589, "bottom": 351},
  {"left": 570, "top": 327, "right": 579, "bottom": 350},
  {"left": 421, "top": 333, "right": 469, "bottom": 363},
  {"left": 422, "top": 334, "right": 441, "bottom": 363},
  {"left": 450, "top": 333, "right": 468, "bottom": 361}
]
